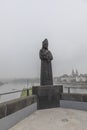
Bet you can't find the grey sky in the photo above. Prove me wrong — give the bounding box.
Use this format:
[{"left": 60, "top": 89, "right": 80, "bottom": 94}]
[{"left": 0, "top": 0, "right": 87, "bottom": 78}]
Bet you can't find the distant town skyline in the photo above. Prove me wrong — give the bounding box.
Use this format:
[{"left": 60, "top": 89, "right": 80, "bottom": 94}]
[{"left": 54, "top": 69, "right": 87, "bottom": 83}]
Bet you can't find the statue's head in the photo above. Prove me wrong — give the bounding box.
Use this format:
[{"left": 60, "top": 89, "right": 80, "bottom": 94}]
[{"left": 42, "top": 39, "right": 48, "bottom": 49}]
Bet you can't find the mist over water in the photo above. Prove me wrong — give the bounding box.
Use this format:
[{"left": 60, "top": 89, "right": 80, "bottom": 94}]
[{"left": 0, "top": 80, "right": 39, "bottom": 103}]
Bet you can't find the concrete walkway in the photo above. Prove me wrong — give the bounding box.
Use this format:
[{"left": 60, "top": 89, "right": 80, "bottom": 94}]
[{"left": 9, "top": 108, "right": 87, "bottom": 130}]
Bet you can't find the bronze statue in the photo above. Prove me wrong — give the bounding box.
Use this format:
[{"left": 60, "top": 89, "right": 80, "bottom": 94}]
[{"left": 39, "top": 39, "right": 53, "bottom": 85}]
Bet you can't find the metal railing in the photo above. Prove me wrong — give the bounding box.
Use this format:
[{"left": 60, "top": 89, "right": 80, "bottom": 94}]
[
  {"left": 0, "top": 88, "right": 32, "bottom": 96},
  {"left": 65, "top": 87, "right": 87, "bottom": 94},
  {"left": 1, "top": 87, "right": 86, "bottom": 96}
]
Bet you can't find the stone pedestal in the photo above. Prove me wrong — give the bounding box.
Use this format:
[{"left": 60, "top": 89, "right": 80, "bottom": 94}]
[{"left": 32, "top": 85, "right": 63, "bottom": 109}]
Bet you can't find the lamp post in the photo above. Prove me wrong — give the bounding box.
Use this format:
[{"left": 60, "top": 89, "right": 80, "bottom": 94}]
[{"left": 26, "top": 79, "right": 29, "bottom": 96}]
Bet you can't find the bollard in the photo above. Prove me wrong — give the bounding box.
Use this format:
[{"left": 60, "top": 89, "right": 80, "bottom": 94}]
[
  {"left": 68, "top": 87, "right": 70, "bottom": 94},
  {"left": 27, "top": 89, "right": 29, "bottom": 96}
]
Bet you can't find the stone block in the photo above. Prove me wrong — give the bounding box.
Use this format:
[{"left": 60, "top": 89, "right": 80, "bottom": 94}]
[
  {"left": 0, "top": 104, "right": 6, "bottom": 119},
  {"left": 32, "top": 85, "right": 63, "bottom": 109},
  {"left": 61, "top": 93, "right": 87, "bottom": 102},
  {"left": 0, "top": 95, "right": 37, "bottom": 119}
]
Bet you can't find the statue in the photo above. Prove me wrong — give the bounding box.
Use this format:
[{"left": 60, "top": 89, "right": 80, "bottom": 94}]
[
  {"left": 39, "top": 39, "right": 53, "bottom": 86},
  {"left": 32, "top": 39, "right": 62, "bottom": 109}
]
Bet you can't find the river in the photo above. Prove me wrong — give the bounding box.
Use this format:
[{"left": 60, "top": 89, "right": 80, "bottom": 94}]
[
  {"left": 0, "top": 80, "right": 38, "bottom": 103},
  {"left": 0, "top": 82, "right": 87, "bottom": 103}
]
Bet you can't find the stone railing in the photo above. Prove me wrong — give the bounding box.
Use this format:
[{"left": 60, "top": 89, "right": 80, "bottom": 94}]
[
  {"left": 0, "top": 95, "right": 37, "bottom": 130},
  {"left": 61, "top": 93, "right": 87, "bottom": 102}
]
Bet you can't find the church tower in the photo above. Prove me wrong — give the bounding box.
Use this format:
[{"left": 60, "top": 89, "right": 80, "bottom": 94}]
[
  {"left": 76, "top": 69, "right": 79, "bottom": 76},
  {"left": 72, "top": 69, "right": 75, "bottom": 77}
]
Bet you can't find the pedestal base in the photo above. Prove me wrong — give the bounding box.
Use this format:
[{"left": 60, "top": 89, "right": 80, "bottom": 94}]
[{"left": 32, "top": 85, "right": 63, "bottom": 109}]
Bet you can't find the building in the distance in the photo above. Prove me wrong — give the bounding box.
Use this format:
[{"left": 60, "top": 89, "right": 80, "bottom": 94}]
[
  {"left": 54, "top": 69, "right": 87, "bottom": 83},
  {"left": 76, "top": 74, "right": 87, "bottom": 82}
]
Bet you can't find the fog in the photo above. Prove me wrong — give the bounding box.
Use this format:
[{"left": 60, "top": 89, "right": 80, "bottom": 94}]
[{"left": 0, "top": 0, "right": 87, "bottom": 78}]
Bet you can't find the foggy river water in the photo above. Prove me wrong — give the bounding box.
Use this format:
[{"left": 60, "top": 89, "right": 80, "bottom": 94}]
[
  {"left": 0, "top": 82, "right": 87, "bottom": 103},
  {"left": 0, "top": 81, "right": 34, "bottom": 103}
]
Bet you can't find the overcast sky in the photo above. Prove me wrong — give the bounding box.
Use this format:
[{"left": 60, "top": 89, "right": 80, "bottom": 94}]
[{"left": 0, "top": 0, "right": 87, "bottom": 78}]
